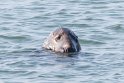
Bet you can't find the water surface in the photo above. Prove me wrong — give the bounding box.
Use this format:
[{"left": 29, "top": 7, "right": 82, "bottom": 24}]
[{"left": 0, "top": 0, "right": 124, "bottom": 83}]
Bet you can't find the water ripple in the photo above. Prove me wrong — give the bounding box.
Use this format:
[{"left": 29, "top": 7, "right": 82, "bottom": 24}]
[{"left": 0, "top": 0, "right": 124, "bottom": 83}]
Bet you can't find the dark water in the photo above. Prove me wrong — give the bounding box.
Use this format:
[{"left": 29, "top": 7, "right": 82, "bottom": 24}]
[{"left": 0, "top": 0, "right": 124, "bottom": 83}]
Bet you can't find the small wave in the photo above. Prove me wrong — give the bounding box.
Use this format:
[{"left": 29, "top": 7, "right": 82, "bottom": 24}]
[
  {"left": 107, "top": 24, "right": 124, "bottom": 32},
  {"left": 64, "top": 24, "right": 92, "bottom": 27},
  {"left": 0, "top": 70, "right": 27, "bottom": 74},
  {"left": 0, "top": 35, "right": 31, "bottom": 42},
  {"left": 80, "top": 39, "right": 105, "bottom": 45}
]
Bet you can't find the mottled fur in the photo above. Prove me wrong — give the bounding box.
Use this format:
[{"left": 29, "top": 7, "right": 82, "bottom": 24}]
[{"left": 43, "top": 28, "right": 81, "bottom": 53}]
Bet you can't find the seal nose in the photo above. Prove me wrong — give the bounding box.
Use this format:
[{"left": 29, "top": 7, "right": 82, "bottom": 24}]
[
  {"left": 63, "top": 43, "right": 70, "bottom": 50},
  {"left": 63, "top": 43, "right": 75, "bottom": 52},
  {"left": 63, "top": 44, "right": 71, "bottom": 49}
]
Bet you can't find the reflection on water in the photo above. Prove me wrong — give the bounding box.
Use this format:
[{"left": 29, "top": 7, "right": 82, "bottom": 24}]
[{"left": 0, "top": 0, "right": 124, "bottom": 83}]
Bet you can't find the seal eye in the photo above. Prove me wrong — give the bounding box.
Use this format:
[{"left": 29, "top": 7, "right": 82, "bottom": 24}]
[{"left": 55, "top": 35, "right": 61, "bottom": 41}]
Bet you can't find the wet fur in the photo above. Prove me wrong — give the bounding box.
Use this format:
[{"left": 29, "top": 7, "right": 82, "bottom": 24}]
[{"left": 43, "top": 28, "right": 81, "bottom": 53}]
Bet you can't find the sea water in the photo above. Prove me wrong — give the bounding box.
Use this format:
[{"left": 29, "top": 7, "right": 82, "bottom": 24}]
[{"left": 0, "top": 0, "right": 124, "bottom": 83}]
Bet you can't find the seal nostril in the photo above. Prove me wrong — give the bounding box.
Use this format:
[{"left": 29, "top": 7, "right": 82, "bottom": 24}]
[
  {"left": 68, "top": 48, "right": 72, "bottom": 52},
  {"left": 66, "top": 48, "right": 68, "bottom": 53},
  {"left": 63, "top": 48, "right": 67, "bottom": 53}
]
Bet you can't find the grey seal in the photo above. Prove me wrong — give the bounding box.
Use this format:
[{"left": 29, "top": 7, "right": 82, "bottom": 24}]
[{"left": 42, "top": 28, "right": 81, "bottom": 53}]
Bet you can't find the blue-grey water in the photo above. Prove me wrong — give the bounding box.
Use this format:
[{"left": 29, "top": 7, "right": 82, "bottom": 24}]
[{"left": 0, "top": 0, "right": 124, "bottom": 83}]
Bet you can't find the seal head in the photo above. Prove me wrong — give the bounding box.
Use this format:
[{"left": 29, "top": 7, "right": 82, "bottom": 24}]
[{"left": 43, "top": 28, "right": 81, "bottom": 53}]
